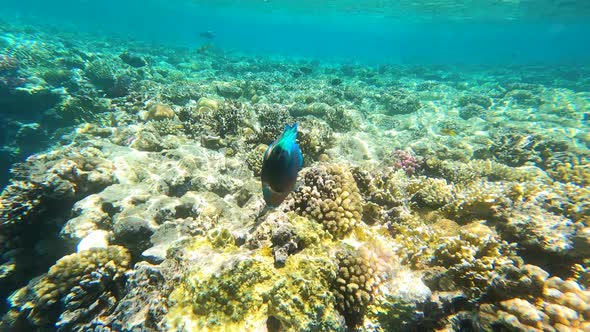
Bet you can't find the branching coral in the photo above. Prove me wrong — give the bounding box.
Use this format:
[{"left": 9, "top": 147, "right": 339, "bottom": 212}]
[
  {"left": 288, "top": 164, "right": 363, "bottom": 238},
  {"left": 444, "top": 180, "right": 510, "bottom": 221},
  {"left": 407, "top": 177, "right": 454, "bottom": 208},
  {"left": 179, "top": 99, "right": 245, "bottom": 139},
  {"left": 432, "top": 223, "right": 522, "bottom": 298},
  {"left": 296, "top": 117, "right": 335, "bottom": 163},
  {"left": 352, "top": 167, "right": 408, "bottom": 209},
  {"left": 253, "top": 103, "right": 293, "bottom": 144},
  {"left": 381, "top": 89, "right": 422, "bottom": 115},
  {"left": 479, "top": 265, "right": 590, "bottom": 331},
  {"left": 3, "top": 246, "right": 131, "bottom": 329}
]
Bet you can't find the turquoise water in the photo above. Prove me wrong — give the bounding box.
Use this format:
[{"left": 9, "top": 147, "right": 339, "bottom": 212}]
[
  {"left": 1, "top": 1, "right": 589, "bottom": 331},
  {"left": 2, "top": 0, "right": 590, "bottom": 64}
]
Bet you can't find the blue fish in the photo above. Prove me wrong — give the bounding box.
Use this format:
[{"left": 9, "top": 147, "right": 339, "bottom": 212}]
[{"left": 261, "top": 123, "right": 303, "bottom": 207}]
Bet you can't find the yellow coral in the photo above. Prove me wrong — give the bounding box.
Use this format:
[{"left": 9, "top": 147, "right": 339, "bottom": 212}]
[
  {"left": 146, "top": 103, "right": 175, "bottom": 121},
  {"left": 6, "top": 246, "right": 130, "bottom": 327},
  {"left": 196, "top": 97, "right": 219, "bottom": 113},
  {"left": 289, "top": 164, "right": 364, "bottom": 238},
  {"left": 480, "top": 270, "right": 590, "bottom": 331},
  {"left": 433, "top": 224, "right": 521, "bottom": 297},
  {"left": 407, "top": 177, "right": 454, "bottom": 208}
]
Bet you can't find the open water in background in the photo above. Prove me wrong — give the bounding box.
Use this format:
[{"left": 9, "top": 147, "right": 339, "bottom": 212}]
[{"left": 1, "top": 0, "right": 590, "bottom": 65}]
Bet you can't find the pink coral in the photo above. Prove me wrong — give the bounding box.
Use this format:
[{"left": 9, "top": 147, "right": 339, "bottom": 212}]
[{"left": 391, "top": 150, "right": 423, "bottom": 175}]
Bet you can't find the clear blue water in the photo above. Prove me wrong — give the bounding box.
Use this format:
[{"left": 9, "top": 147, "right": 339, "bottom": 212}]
[
  {"left": 1, "top": 1, "right": 590, "bottom": 331},
  {"left": 2, "top": 0, "right": 590, "bottom": 64}
]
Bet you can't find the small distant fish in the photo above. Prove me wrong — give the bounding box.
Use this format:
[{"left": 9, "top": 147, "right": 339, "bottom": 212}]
[
  {"left": 261, "top": 123, "right": 303, "bottom": 207},
  {"left": 199, "top": 30, "right": 216, "bottom": 39}
]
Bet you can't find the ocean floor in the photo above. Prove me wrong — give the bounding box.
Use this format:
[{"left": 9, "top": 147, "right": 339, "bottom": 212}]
[{"left": 1, "top": 20, "right": 590, "bottom": 331}]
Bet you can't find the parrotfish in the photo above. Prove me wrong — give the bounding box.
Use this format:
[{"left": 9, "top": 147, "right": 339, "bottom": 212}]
[{"left": 261, "top": 123, "right": 303, "bottom": 207}]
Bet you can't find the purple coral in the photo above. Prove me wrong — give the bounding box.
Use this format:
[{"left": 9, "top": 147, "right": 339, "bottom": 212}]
[{"left": 391, "top": 150, "right": 423, "bottom": 175}]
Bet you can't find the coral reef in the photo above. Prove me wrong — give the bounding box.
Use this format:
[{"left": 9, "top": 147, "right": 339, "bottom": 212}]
[
  {"left": 2, "top": 246, "right": 130, "bottom": 330},
  {"left": 333, "top": 244, "right": 384, "bottom": 327},
  {"left": 0, "top": 19, "right": 589, "bottom": 332},
  {"left": 480, "top": 264, "right": 590, "bottom": 331},
  {"left": 431, "top": 223, "right": 522, "bottom": 298},
  {"left": 288, "top": 164, "right": 364, "bottom": 238}
]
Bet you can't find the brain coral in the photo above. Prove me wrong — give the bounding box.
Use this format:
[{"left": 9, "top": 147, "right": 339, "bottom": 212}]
[
  {"left": 288, "top": 164, "right": 364, "bottom": 238},
  {"left": 3, "top": 246, "right": 130, "bottom": 329}
]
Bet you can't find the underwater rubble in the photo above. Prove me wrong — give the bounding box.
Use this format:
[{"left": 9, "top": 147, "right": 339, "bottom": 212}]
[{"left": 1, "top": 22, "right": 590, "bottom": 332}]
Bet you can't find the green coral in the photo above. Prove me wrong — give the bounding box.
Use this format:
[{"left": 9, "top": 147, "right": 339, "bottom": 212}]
[
  {"left": 167, "top": 240, "right": 345, "bottom": 331},
  {"left": 3, "top": 246, "right": 130, "bottom": 328},
  {"left": 289, "top": 164, "right": 364, "bottom": 238},
  {"left": 207, "top": 227, "right": 236, "bottom": 248},
  {"left": 267, "top": 256, "right": 344, "bottom": 331}
]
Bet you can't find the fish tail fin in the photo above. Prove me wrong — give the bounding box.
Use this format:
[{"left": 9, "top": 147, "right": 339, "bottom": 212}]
[
  {"left": 283, "top": 123, "right": 298, "bottom": 141},
  {"left": 277, "top": 122, "right": 299, "bottom": 150}
]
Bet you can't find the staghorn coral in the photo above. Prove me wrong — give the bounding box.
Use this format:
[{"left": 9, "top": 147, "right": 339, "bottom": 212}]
[
  {"left": 432, "top": 223, "right": 522, "bottom": 298},
  {"left": 545, "top": 154, "right": 590, "bottom": 186},
  {"left": 487, "top": 130, "right": 569, "bottom": 168},
  {"left": 2, "top": 246, "right": 131, "bottom": 330},
  {"left": 288, "top": 164, "right": 363, "bottom": 238}
]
